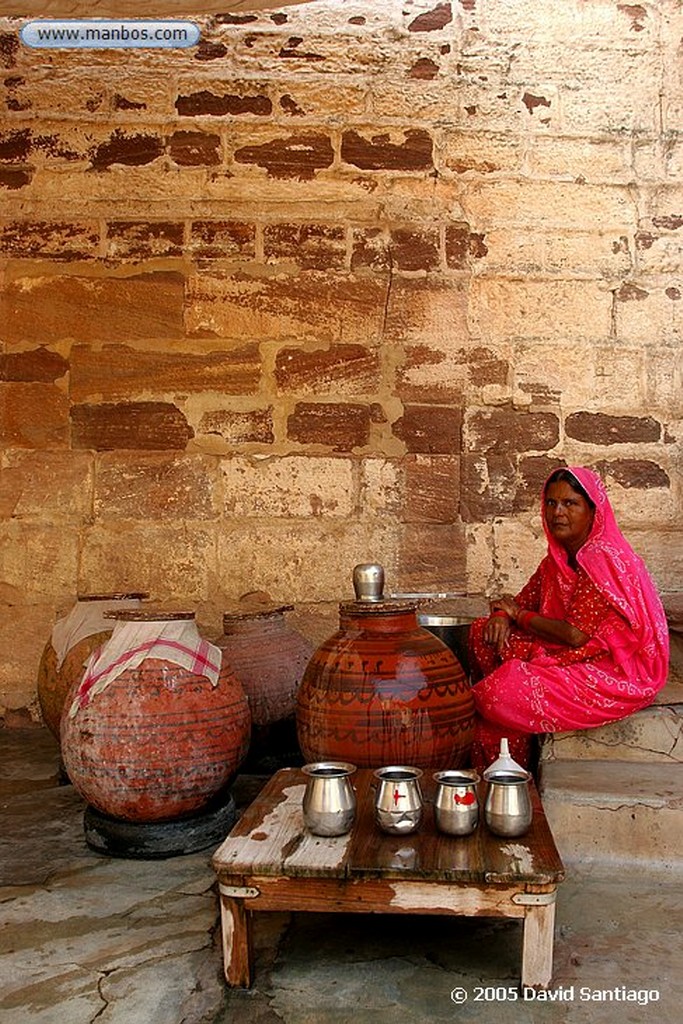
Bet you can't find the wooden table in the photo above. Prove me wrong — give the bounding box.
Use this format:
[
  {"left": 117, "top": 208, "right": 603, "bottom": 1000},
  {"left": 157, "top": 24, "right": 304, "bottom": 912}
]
[{"left": 212, "top": 767, "right": 565, "bottom": 990}]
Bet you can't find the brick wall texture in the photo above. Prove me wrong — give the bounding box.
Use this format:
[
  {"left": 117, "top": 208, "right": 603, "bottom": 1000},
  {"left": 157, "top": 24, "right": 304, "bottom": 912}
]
[{"left": 1, "top": 0, "right": 681, "bottom": 711}]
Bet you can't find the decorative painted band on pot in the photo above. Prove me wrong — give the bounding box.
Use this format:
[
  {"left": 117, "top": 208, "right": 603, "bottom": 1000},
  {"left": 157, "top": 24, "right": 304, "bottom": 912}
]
[
  {"left": 296, "top": 568, "right": 475, "bottom": 770},
  {"left": 61, "top": 609, "right": 250, "bottom": 823}
]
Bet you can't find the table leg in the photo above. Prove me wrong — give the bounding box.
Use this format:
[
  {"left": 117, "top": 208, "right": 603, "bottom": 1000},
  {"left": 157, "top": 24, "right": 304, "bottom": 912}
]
[
  {"left": 521, "top": 896, "right": 556, "bottom": 990},
  {"left": 218, "top": 890, "right": 253, "bottom": 987}
]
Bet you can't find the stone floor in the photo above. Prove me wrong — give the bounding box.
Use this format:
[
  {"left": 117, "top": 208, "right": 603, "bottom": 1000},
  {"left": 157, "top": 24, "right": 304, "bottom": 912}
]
[{"left": 1, "top": 728, "right": 682, "bottom": 1024}]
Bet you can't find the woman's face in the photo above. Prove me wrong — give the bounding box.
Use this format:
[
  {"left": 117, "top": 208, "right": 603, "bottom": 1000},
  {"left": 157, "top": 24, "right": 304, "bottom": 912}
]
[{"left": 544, "top": 480, "right": 595, "bottom": 555}]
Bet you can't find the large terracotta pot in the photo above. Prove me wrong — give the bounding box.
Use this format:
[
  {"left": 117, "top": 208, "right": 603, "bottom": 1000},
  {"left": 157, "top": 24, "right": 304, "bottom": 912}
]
[
  {"left": 217, "top": 605, "right": 314, "bottom": 727},
  {"left": 61, "top": 610, "right": 251, "bottom": 823},
  {"left": 296, "top": 598, "right": 475, "bottom": 770},
  {"left": 37, "top": 592, "right": 147, "bottom": 740}
]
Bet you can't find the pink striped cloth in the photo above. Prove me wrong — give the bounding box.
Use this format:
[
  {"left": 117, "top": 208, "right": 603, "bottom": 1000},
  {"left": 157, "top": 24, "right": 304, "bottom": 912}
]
[
  {"left": 51, "top": 597, "right": 143, "bottom": 669},
  {"left": 69, "top": 619, "right": 222, "bottom": 717}
]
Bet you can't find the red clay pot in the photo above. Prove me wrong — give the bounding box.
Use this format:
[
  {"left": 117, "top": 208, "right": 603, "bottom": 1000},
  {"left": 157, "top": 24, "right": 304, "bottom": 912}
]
[
  {"left": 218, "top": 605, "right": 314, "bottom": 727},
  {"left": 61, "top": 611, "right": 250, "bottom": 823},
  {"left": 296, "top": 600, "right": 475, "bottom": 770}
]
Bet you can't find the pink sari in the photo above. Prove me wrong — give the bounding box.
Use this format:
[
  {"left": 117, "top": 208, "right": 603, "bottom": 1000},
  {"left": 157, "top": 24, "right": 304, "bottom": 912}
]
[{"left": 469, "top": 467, "right": 670, "bottom": 767}]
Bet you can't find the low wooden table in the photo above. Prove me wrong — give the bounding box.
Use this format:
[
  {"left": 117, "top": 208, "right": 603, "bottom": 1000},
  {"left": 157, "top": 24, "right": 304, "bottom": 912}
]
[{"left": 212, "top": 767, "right": 565, "bottom": 990}]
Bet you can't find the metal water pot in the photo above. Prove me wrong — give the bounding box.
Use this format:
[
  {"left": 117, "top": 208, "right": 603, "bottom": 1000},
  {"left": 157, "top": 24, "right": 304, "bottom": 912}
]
[
  {"left": 433, "top": 769, "right": 480, "bottom": 836},
  {"left": 374, "top": 766, "right": 424, "bottom": 834},
  {"left": 301, "top": 762, "right": 357, "bottom": 836},
  {"left": 484, "top": 771, "right": 533, "bottom": 837}
]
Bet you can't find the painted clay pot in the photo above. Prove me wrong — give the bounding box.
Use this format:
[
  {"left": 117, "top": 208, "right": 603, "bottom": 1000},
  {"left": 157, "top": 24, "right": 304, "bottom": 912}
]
[
  {"left": 296, "top": 598, "right": 475, "bottom": 770},
  {"left": 61, "top": 610, "right": 251, "bottom": 823},
  {"left": 217, "top": 605, "right": 314, "bottom": 728},
  {"left": 37, "top": 592, "right": 148, "bottom": 740}
]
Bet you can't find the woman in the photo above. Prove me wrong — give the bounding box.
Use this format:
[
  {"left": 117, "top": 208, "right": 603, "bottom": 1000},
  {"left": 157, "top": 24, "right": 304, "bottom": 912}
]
[{"left": 468, "top": 467, "right": 670, "bottom": 771}]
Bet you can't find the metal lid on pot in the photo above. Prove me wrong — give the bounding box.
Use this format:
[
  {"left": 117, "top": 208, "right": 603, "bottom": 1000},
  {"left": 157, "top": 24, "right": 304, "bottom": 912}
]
[{"left": 339, "top": 563, "right": 418, "bottom": 616}]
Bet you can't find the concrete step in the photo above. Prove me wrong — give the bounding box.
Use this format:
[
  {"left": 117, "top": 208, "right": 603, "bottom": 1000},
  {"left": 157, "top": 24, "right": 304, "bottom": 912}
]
[
  {"left": 539, "top": 760, "right": 683, "bottom": 871},
  {"left": 539, "top": 703, "right": 683, "bottom": 763}
]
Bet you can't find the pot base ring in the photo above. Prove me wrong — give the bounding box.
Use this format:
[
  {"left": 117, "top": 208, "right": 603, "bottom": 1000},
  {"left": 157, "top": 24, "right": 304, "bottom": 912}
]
[{"left": 83, "top": 791, "right": 237, "bottom": 860}]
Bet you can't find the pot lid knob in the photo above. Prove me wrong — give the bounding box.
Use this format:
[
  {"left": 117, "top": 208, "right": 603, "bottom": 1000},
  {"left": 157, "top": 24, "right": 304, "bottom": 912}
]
[{"left": 353, "top": 563, "right": 385, "bottom": 602}]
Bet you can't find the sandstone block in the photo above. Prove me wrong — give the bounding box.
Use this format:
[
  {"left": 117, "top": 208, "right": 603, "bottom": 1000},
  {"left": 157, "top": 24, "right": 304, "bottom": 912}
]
[
  {"left": 0, "top": 521, "right": 79, "bottom": 599},
  {"left": 0, "top": 167, "right": 32, "bottom": 190},
  {"left": 460, "top": 453, "right": 517, "bottom": 522},
  {"left": 198, "top": 406, "right": 274, "bottom": 445},
  {"left": 264, "top": 222, "right": 347, "bottom": 270},
  {"left": 475, "top": 228, "right": 633, "bottom": 278},
  {"left": 222, "top": 455, "right": 354, "bottom": 517},
  {"left": 233, "top": 130, "right": 334, "bottom": 179},
  {"left": 513, "top": 343, "right": 644, "bottom": 409},
  {"left": 287, "top": 402, "right": 372, "bottom": 451},
  {"left": 105, "top": 221, "right": 184, "bottom": 259},
  {"left": 646, "top": 347, "right": 682, "bottom": 414},
  {"left": 71, "top": 402, "right": 193, "bottom": 451},
  {"left": 396, "top": 522, "right": 467, "bottom": 593},
  {"left": 465, "top": 523, "right": 496, "bottom": 596},
  {"left": 0, "top": 602, "right": 56, "bottom": 711},
  {"left": 359, "top": 458, "right": 402, "bottom": 518},
  {"left": 403, "top": 454, "right": 459, "bottom": 523},
  {"left": 70, "top": 343, "right": 261, "bottom": 402},
  {"left": 565, "top": 412, "right": 661, "bottom": 445},
  {"left": 614, "top": 285, "right": 683, "bottom": 344},
  {"left": 94, "top": 452, "right": 219, "bottom": 520},
  {"left": 0, "top": 346, "right": 67, "bottom": 382},
  {"left": 489, "top": 516, "right": 547, "bottom": 595},
  {"left": 175, "top": 87, "right": 272, "bottom": 117},
  {"left": 186, "top": 272, "right": 388, "bottom": 345},
  {"left": 167, "top": 130, "right": 221, "bottom": 166},
  {"left": 0, "top": 220, "right": 99, "bottom": 259},
  {"left": 384, "top": 278, "right": 469, "bottom": 346},
  {"left": 90, "top": 129, "right": 164, "bottom": 171},
  {"left": 468, "top": 278, "right": 612, "bottom": 340},
  {"left": 340, "top": 128, "right": 433, "bottom": 171},
  {"left": 274, "top": 343, "right": 380, "bottom": 395},
  {"left": 445, "top": 224, "right": 488, "bottom": 269},
  {"left": 0, "top": 450, "right": 93, "bottom": 519},
  {"left": 0, "top": 383, "right": 69, "bottom": 448},
  {"left": 80, "top": 522, "right": 216, "bottom": 601},
  {"left": 398, "top": 341, "right": 509, "bottom": 404},
  {"left": 3, "top": 272, "right": 185, "bottom": 345},
  {"left": 464, "top": 180, "right": 636, "bottom": 231},
  {"left": 526, "top": 136, "right": 632, "bottom": 183},
  {"left": 393, "top": 404, "right": 461, "bottom": 454},
  {"left": 215, "top": 519, "right": 400, "bottom": 604},
  {"left": 602, "top": 468, "right": 679, "bottom": 532},
  {"left": 189, "top": 220, "right": 256, "bottom": 259},
  {"left": 465, "top": 405, "right": 560, "bottom": 454},
  {"left": 441, "top": 130, "right": 523, "bottom": 176},
  {"left": 624, "top": 529, "right": 683, "bottom": 593}
]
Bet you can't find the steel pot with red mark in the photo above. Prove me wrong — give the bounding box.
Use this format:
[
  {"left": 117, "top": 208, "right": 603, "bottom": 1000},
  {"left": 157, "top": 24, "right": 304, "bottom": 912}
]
[
  {"left": 373, "top": 765, "right": 423, "bottom": 834},
  {"left": 433, "top": 768, "right": 480, "bottom": 836}
]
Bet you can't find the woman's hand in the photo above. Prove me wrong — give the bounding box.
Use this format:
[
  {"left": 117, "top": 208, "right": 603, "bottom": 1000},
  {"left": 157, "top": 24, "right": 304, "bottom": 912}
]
[
  {"left": 490, "top": 595, "right": 520, "bottom": 620},
  {"left": 484, "top": 595, "right": 517, "bottom": 655}
]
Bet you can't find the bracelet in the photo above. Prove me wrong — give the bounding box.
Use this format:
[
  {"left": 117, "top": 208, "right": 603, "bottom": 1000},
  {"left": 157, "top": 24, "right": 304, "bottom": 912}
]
[
  {"left": 517, "top": 609, "right": 535, "bottom": 630},
  {"left": 490, "top": 610, "right": 509, "bottom": 620}
]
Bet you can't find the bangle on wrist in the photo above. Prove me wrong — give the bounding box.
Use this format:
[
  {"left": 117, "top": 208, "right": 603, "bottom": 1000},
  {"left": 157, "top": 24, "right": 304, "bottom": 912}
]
[
  {"left": 517, "top": 609, "right": 534, "bottom": 630},
  {"left": 490, "top": 610, "right": 509, "bottom": 620}
]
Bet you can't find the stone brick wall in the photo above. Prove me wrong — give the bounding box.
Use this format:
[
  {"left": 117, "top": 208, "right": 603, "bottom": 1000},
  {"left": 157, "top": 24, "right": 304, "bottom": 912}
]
[{"left": 1, "top": 0, "right": 681, "bottom": 712}]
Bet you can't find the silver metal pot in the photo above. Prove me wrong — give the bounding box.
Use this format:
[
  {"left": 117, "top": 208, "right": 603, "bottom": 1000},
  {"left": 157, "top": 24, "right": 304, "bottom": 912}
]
[
  {"left": 373, "top": 765, "right": 423, "bottom": 834},
  {"left": 418, "top": 614, "right": 472, "bottom": 677},
  {"left": 301, "top": 762, "right": 357, "bottom": 836},
  {"left": 484, "top": 770, "right": 533, "bottom": 837},
  {"left": 433, "top": 769, "right": 480, "bottom": 836}
]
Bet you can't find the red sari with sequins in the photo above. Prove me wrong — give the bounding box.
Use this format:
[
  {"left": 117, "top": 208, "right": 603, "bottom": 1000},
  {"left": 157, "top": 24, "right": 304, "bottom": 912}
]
[{"left": 468, "top": 467, "right": 670, "bottom": 771}]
